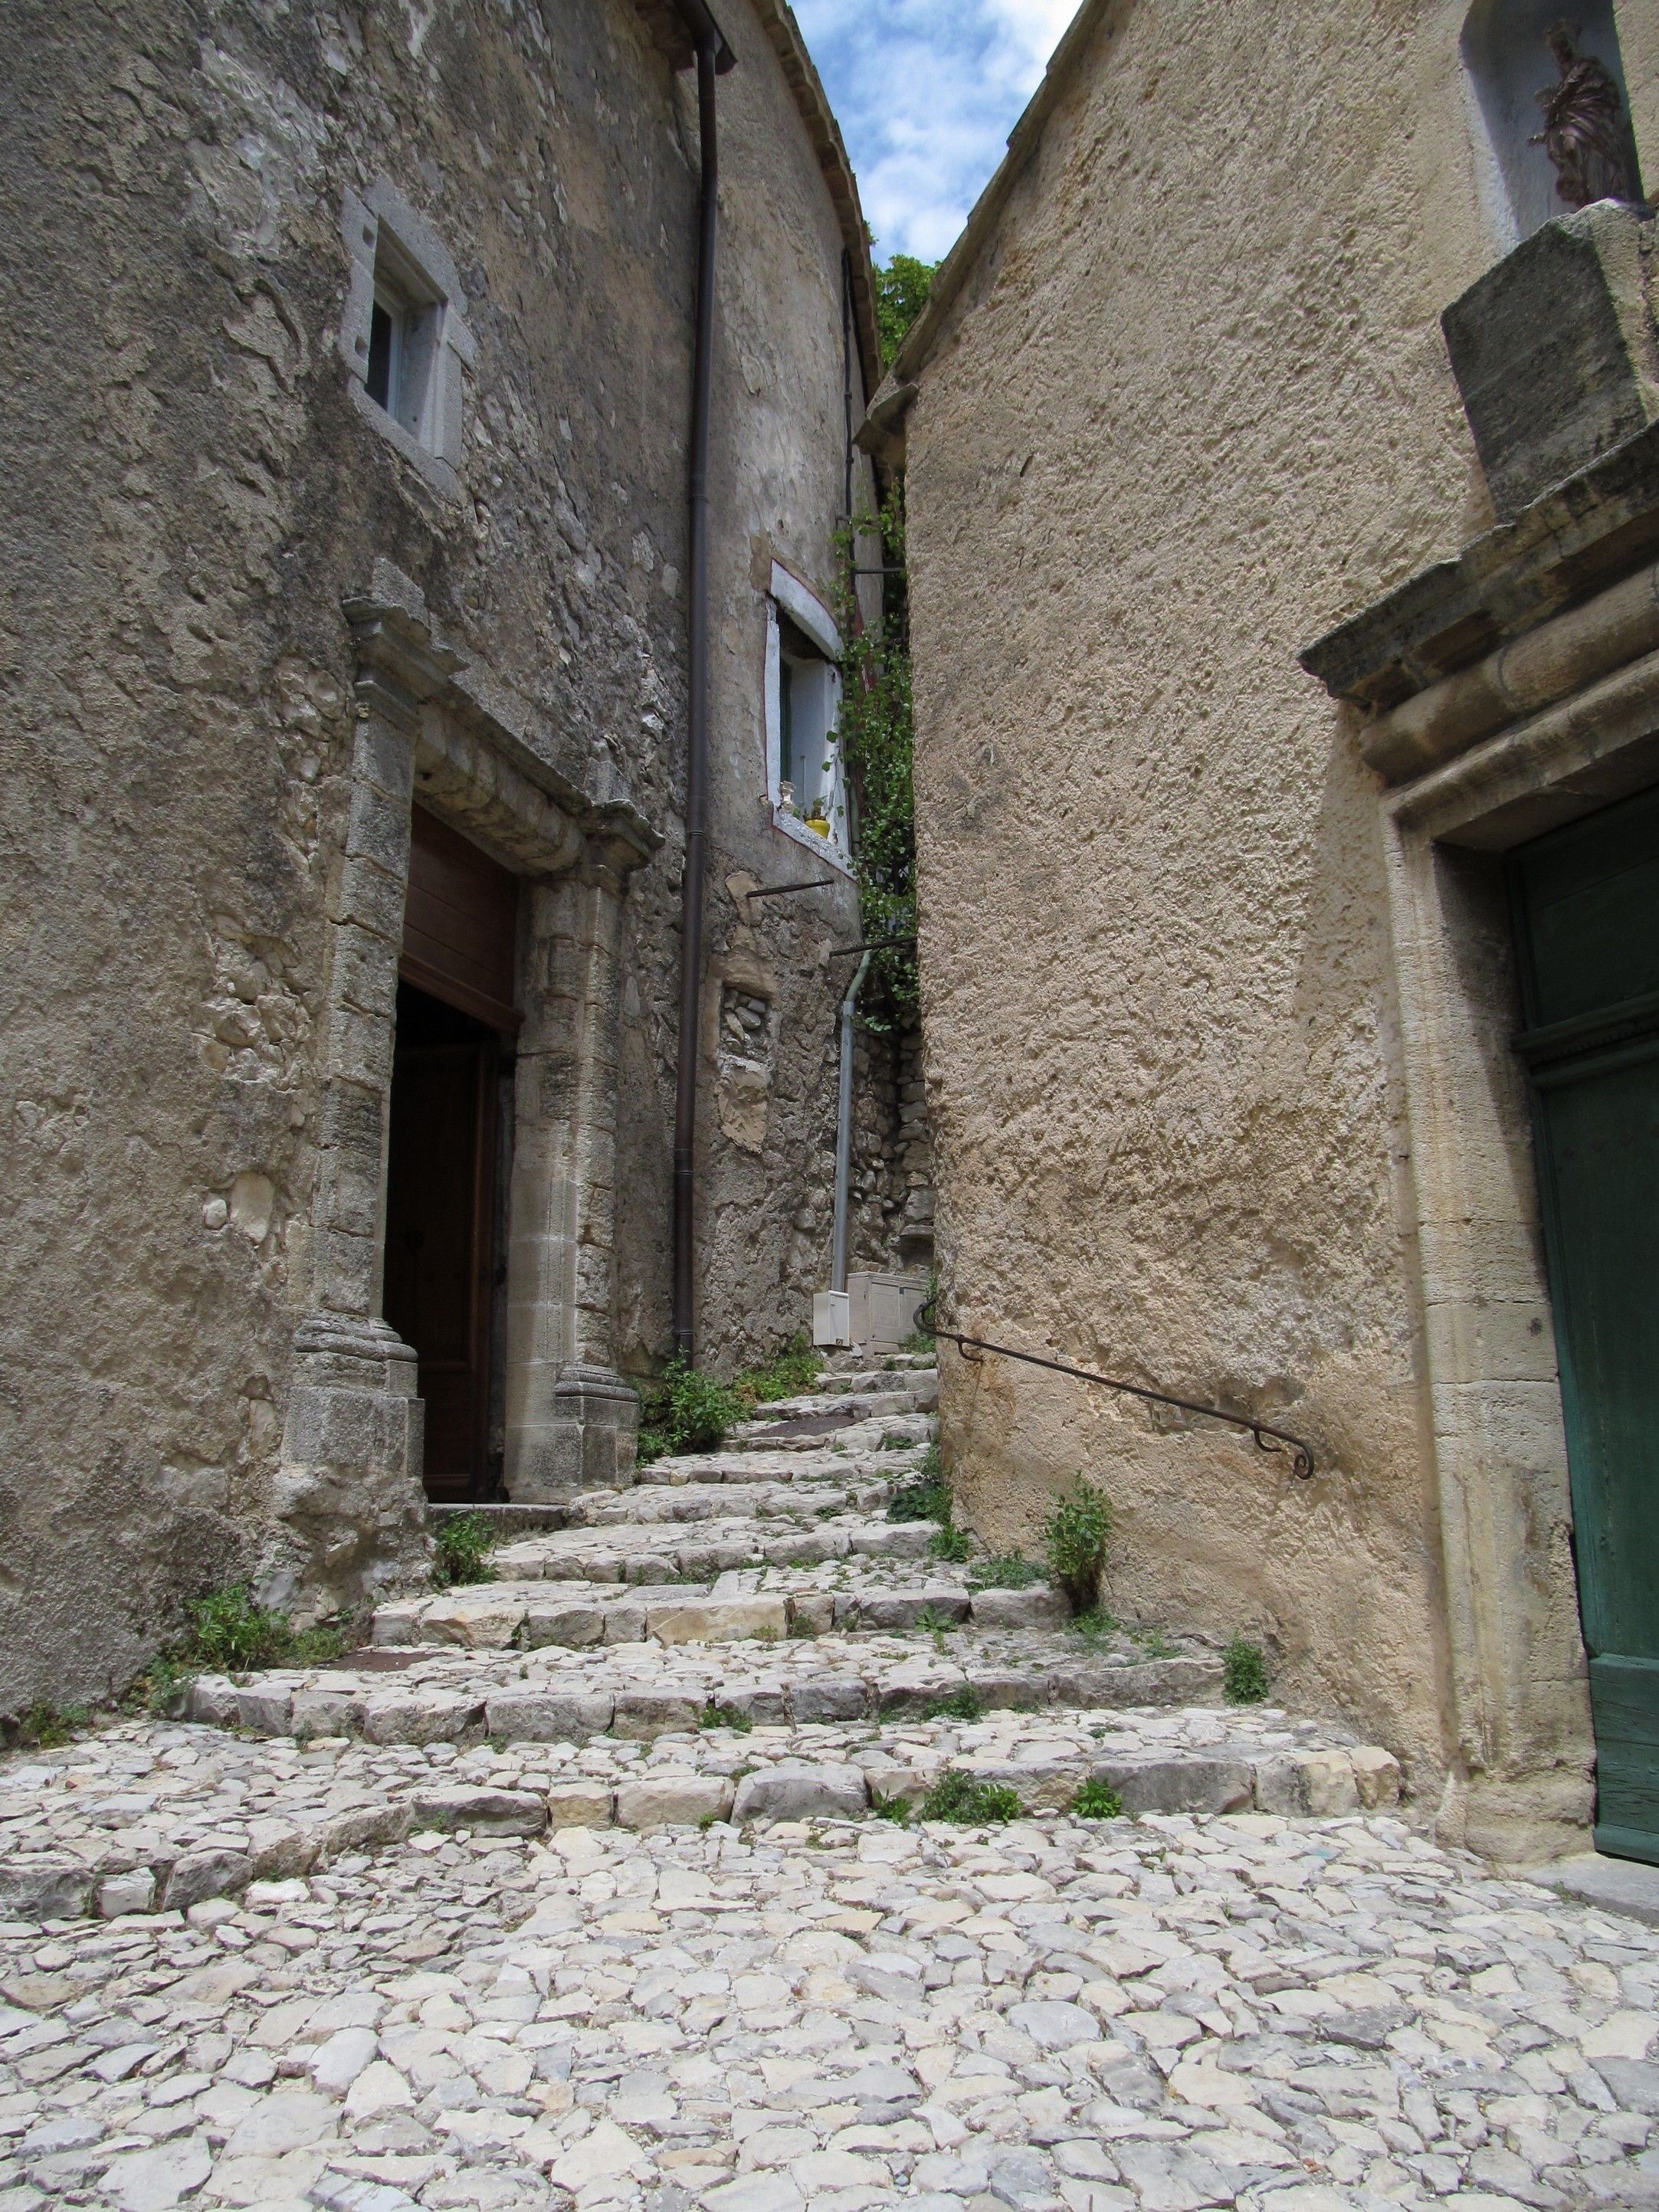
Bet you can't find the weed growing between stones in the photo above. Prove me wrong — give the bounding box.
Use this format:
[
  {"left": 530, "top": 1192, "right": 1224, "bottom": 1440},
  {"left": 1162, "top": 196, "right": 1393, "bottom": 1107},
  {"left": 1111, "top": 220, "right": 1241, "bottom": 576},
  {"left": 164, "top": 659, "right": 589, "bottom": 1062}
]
[
  {"left": 927, "top": 1522, "right": 972, "bottom": 1564},
  {"left": 432, "top": 1512, "right": 498, "bottom": 1589},
  {"left": 1067, "top": 1607, "right": 1120, "bottom": 1641},
  {"left": 1137, "top": 1627, "right": 1176, "bottom": 1659},
  {"left": 920, "top": 1770, "right": 1022, "bottom": 1824},
  {"left": 923, "top": 1683, "right": 983, "bottom": 1722},
  {"left": 887, "top": 1446, "right": 949, "bottom": 1523},
  {"left": 917, "top": 1604, "right": 958, "bottom": 1636},
  {"left": 1224, "top": 1634, "right": 1270, "bottom": 1703},
  {"left": 132, "top": 1584, "right": 347, "bottom": 1710},
  {"left": 879, "top": 1430, "right": 917, "bottom": 1452},
  {"left": 1072, "top": 1776, "right": 1125, "bottom": 1819},
  {"left": 636, "top": 1358, "right": 743, "bottom": 1464},
  {"left": 733, "top": 1334, "right": 822, "bottom": 1408},
  {"left": 870, "top": 1790, "right": 912, "bottom": 1824},
  {"left": 699, "top": 1701, "right": 753, "bottom": 1734},
  {"left": 969, "top": 1553, "right": 1043, "bottom": 1590},
  {"left": 1044, "top": 1478, "right": 1113, "bottom": 1614},
  {"left": 6, "top": 1699, "right": 91, "bottom": 1750}
]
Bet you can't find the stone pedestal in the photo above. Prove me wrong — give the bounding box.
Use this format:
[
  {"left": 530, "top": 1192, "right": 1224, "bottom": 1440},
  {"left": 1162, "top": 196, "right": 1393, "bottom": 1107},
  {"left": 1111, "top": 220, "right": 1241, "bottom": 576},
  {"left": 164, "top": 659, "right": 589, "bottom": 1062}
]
[{"left": 267, "top": 1312, "right": 429, "bottom": 1620}]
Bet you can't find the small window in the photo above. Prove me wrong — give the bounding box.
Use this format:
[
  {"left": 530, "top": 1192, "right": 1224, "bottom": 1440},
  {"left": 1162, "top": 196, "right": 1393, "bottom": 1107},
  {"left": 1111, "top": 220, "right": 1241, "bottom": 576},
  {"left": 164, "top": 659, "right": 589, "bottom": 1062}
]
[
  {"left": 339, "top": 181, "right": 475, "bottom": 496},
  {"left": 765, "top": 562, "right": 848, "bottom": 866}
]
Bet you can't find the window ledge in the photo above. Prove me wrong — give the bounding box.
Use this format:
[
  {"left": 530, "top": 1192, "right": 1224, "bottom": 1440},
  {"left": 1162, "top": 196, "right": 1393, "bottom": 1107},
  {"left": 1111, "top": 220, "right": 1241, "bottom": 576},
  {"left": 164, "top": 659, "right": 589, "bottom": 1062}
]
[
  {"left": 771, "top": 804, "right": 853, "bottom": 875},
  {"left": 348, "top": 377, "right": 461, "bottom": 503}
]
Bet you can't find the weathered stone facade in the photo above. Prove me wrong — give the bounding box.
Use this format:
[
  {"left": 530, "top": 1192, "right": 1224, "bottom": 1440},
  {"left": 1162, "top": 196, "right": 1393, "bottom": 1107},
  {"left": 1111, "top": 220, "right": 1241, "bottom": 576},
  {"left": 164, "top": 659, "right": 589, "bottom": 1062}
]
[
  {"left": 0, "top": 0, "right": 920, "bottom": 1709},
  {"left": 870, "top": 0, "right": 1657, "bottom": 1862}
]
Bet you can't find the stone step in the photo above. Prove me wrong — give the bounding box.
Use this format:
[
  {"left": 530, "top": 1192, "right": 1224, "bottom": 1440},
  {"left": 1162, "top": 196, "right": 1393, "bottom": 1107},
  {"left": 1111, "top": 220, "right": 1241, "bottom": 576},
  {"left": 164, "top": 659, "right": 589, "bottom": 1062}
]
[
  {"left": 745, "top": 1381, "right": 939, "bottom": 1425},
  {"left": 3, "top": 1699, "right": 1400, "bottom": 1921},
  {"left": 818, "top": 1363, "right": 938, "bottom": 1395},
  {"left": 570, "top": 1471, "right": 895, "bottom": 1524},
  {"left": 728, "top": 1407, "right": 936, "bottom": 1453},
  {"left": 377, "top": 1565, "right": 1073, "bottom": 1650},
  {"left": 184, "top": 1623, "right": 1232, "bottom": 1746}
]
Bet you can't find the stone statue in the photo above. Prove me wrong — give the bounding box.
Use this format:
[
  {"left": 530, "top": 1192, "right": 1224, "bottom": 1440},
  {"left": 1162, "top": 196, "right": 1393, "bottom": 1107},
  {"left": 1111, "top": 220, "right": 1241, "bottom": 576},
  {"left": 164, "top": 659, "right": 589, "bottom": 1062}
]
[{"left": 1531, "top": 21, "right": 1644, "bottom": 211}]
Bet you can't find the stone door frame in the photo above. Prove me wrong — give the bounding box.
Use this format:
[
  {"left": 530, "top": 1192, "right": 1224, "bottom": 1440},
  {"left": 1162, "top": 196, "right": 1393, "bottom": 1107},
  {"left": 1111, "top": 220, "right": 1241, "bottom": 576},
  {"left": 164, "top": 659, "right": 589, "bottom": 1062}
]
[
  {"left": 1381, "top": 639, "right": 1659, "bottom": 1850},
  {"left": 271, "top": 562, "right": 659, "bottom": 1616}
]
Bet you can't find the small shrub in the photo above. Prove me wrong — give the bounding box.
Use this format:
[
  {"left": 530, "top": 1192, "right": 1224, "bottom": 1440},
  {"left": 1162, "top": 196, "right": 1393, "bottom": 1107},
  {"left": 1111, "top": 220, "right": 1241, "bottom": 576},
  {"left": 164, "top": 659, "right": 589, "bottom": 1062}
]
[
  {"left": 433, "top": 1512, "right": 498, "bottom": 1590},
  {"left": 887, "top": 1445, "right": 949, "bottom": 1523},
  {"left": 916, "top": 1604, "right": 958, "bottom": 1636},
  {"left": 927, "top": 1522, "right": 972, "bottom": 1564},
  {"left": 880, "top": 1430, "right": 917, "bottom": 1453},
  {"left": 1137, "top": 1627, "right": 1175, "bottom": 1659},
  {"left": 1068, "top": 1606, "right": 1120, "bottom": 1642},
  {"left": 920, "top": 1770, "right": 1022, "bottom": 1824},
  {"left": 185, "top": 1584, "right": 345, "bottom": 1672},
  {"left": 969, "top": 1553, "right": 1042, "bottom": 1591},
  {"left": 1044, "top": 1478, "right": 1113, "bottom": 1614},
  {"left": 923, "top": 1683, "right": 983, "bottom": 1722},
  {"left": 9, "top": 1700, "right": 90, "bottom": 1750},
  {"left": 733, "top": 1334, "right": 823, "bottom": 1408},
  {"left": 870, "top": 1791, "right": 912, "bottom": 1825},
  {"left": 636, "top": 1358, "right": 743, "bottom": 1465},
  {"left": 1224, "top": 1634, "right": 1270, "bottom": 1705},
  {"left": 1072, "top": 1776, "right": 1125, "bottom": 1820},
  {"left": 699, "top": 1700, "right": 753, "bottom": 1734}
]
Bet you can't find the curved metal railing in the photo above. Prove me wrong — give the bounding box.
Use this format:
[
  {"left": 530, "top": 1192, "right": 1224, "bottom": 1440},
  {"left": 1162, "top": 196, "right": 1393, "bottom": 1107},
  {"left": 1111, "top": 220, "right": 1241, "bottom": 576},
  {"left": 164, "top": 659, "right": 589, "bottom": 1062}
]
[{"left": 916, "top": 1297, "right": 1316, "bottom": 1481}]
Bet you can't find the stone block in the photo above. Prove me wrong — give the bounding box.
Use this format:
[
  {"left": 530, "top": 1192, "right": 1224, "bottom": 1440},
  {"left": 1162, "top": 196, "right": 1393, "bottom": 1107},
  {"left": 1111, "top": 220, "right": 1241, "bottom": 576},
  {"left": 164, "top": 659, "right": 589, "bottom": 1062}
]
[
  {"left": 234, "top": 1684, "right": 296, "bottom": 1735},
  {"left": 837, "top": 1590, "right": 969, "bottom": 1631},
  {"left": 621, "top": 1553, "right": 680, "bottom": 1584},
  {"left": 717, "top": 1683, "right": 789, "bottom": 1727},
  {"left": 483, "top": 1689, "right": 615, "bottom": 1742},
  {"left": 420, "top": 1591, "right": 528, "bottom": 1648},
  {"left": 320, "top": 1803, "right": 411, "bottom": 1855},
  {"left": 164, "top": 1847, "right": 254, "bottom": 1912},
  {"left": 293, "top": 1688, "right": 366, "bottom": 1738},
  {"left": 185, "top": 1674, "right": 241, "bottom": 1726},
  {"left": 1441, "top": 202, "right": 1659, "bottom": 520},
  {"left": 732, "top": 1764, "right": 867, "bottom": 1824},
  {"left": 96, "top": 1869, "right": 157, "bottom": 1918},
  {"left": 968, "top": 1586, "right": 1067, "bottom": 1630},
  {"left": 648, "top": 1597, "right": 789, "bottom": 1644},
  {"left": 611, "top": 1690, "right": 700, "bottom": 1739},
  {"left": 521, "top": 1598, "right": 607, "bottom": 1648},
  {"left": 546, "top": 1781, "right": 615, "bottom": 1828},
  {"left": 602, "top": 1598, "right": 650, "bottom": 1644},
  {"left": 963, "top": 1668, "right": 1047, "bottom": 1712},
  {"left": 0, "top": 1856, "right": 95, "bottom": 1921},
  {"left": 1097, "top": 1756, "right": 1254, "bottom": 1817},
  {"left": 788, "top": 1592, "right": 835, "bottom": 1637},
  {"left": 789, "top": 1676, "right": 868, "bottom": 1722},
  {"left": 1350, "top": 1746, "right": 1402, "bottom": 1807},
  {"left": 1254, "top": 1749, "right": 1361, "bottom": 1817},
  {"left": 371, "top": 1602, "right": 427, "bottom": 1646},
  {"left": 409, "top": 1787, "right": 548, "bottom": 1837},
  {"left": 615, "top": 1774, "right": 734, "bottom": 1829},
  {"left": 851, "top": 1523, "right": 933, "bottom": 1558},
  {"left": 245, "top": 1820, "right": 318, "bottom": 1880},
  {"left": 361, "top": 1689, "right": 486, "bottom": 1744},
  {"left": 1047, "top": 1657, "right": 1220, "bottom": 1709}
]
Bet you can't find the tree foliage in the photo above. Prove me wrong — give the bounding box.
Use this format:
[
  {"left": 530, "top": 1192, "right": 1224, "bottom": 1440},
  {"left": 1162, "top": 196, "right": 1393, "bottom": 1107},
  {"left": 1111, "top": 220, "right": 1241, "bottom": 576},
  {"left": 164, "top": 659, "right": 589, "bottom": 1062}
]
[{"left": 875, "top": 253, "right": 938, "bottom": 369}]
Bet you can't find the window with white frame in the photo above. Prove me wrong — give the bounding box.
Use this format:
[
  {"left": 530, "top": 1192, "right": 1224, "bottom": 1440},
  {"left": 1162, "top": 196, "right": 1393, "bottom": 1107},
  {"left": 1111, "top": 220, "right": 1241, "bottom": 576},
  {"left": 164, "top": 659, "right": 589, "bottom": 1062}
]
[
  {"left": 338, "top": 180, "right": 475, "bottom": 500},
  {"left": 765, "top": 562, "right": 848, "bottom": 863}
]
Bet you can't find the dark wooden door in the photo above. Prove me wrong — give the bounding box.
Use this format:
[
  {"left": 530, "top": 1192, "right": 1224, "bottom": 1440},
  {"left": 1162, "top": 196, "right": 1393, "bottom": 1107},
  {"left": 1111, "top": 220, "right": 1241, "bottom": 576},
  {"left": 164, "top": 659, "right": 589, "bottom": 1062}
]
[
  {"left": 384, "top": 987, "right": 500, "bottom": 1502},
  {"left": 1510, "top": 783, "right": 1659, "bottom": 1866}
]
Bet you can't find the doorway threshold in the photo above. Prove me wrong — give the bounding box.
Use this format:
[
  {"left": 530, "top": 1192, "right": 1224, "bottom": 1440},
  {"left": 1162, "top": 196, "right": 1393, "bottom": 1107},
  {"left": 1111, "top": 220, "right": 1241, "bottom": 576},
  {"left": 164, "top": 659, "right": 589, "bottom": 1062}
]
[{"left": 1526, "top": 1852, "right": 1659, "bottom": 1929}]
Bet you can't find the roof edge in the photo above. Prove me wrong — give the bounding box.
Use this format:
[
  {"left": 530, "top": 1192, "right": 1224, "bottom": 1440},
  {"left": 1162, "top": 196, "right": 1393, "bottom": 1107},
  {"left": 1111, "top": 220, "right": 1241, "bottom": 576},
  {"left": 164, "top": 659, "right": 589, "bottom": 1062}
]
[{"left": 751, "top": 0, "right": 884, "bottom": 406}]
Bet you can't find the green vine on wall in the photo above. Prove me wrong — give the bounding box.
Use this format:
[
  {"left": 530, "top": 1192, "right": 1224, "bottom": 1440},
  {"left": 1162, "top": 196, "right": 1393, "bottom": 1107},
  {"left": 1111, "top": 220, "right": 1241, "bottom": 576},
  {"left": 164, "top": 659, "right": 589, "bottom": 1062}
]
[{"left": 834, "top": 485, "right": 917, "bottom": 1033}]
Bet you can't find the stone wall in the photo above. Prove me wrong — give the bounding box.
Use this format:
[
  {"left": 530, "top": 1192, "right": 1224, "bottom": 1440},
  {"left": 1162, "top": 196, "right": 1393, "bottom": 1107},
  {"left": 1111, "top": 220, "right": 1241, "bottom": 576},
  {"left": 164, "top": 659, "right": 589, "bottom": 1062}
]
[
  {"left": 0, "top": 0, "right": 881, "bottom": 1711},
  {"left": 895, "top": 0, "right": 1656, "bottom": 1860}
]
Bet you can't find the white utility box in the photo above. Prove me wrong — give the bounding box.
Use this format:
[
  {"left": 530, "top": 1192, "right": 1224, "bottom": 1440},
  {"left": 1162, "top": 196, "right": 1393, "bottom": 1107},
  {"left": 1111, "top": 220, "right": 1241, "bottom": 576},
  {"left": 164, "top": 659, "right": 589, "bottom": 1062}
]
[
  {"left": 812, "top": 1290, "right": 851, "bottom": 1348},
  {"left": 847, "top": 1271, "right": 928, "bottom": 1350}
]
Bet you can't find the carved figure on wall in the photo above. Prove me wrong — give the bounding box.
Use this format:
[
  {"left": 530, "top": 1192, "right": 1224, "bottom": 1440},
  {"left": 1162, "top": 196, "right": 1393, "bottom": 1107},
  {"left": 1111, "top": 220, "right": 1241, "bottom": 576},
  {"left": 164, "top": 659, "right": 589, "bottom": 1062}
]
[{"left": 1531, "top": 21, "right": 1643, "bottom": 211}]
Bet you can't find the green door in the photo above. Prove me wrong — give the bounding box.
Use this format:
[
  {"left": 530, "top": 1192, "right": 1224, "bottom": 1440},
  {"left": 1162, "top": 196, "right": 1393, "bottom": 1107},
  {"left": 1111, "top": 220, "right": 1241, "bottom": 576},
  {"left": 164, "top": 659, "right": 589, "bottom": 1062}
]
[{"left": 1510, "top": 785, "right": 1659, "bottom": 1865}]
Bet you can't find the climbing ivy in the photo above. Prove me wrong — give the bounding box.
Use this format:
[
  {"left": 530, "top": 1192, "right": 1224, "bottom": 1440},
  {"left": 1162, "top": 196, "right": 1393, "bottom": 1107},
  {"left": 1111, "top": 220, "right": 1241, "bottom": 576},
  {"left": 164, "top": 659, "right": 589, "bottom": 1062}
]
[{"left": 834, "top": 483, "right": 917, "bottom": 1033}]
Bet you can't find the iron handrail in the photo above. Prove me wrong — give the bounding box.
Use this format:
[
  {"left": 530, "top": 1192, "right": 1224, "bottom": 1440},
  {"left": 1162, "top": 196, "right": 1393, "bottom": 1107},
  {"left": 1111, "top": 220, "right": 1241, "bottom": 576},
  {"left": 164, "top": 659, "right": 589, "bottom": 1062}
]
[{"left": 916, "top": 1298, "right": 1316, "bottom": 1480}]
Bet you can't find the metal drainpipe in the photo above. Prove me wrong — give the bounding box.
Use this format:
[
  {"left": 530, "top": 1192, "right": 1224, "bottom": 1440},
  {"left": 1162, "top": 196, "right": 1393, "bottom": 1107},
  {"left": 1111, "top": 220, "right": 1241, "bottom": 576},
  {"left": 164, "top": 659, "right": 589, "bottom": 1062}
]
[
  {"left": 670, "top": 9, "right": 725, "bottom": 1362},
  {"left": 831, "top": 949, "right": 871, "bottom": 1296}
]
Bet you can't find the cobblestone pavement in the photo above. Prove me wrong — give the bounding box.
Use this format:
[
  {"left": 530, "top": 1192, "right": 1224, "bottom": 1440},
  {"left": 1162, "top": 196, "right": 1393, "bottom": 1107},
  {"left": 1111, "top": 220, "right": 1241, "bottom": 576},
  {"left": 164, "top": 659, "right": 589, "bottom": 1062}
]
[
  {"left": 2, "top": 1776, "right": 1657, "bottom": 2212},
  {"left": 6, "top": 1354, "right": 1654, "bottom": 2210}
]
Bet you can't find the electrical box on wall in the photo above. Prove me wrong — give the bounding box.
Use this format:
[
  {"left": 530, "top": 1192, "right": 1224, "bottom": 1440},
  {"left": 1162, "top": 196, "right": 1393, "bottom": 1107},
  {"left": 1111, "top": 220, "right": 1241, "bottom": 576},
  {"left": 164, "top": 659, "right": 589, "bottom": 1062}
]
[
  {"left": 848, "top": 1272, "right": 927, "bottom": 1350},
  {"left": 812, "top": 1291, "right": 851, "bottom": 1348}
]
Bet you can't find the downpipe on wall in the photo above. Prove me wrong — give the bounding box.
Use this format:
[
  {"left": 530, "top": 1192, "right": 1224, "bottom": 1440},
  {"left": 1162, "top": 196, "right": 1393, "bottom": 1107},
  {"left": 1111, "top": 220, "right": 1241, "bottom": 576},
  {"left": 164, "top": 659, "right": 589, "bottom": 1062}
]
[
  {"left": 670, "top": 5, "right": 730, "bottom": 1362},
  {"left": 831, "top": 949, "right": 872, "bottom": 1296}
]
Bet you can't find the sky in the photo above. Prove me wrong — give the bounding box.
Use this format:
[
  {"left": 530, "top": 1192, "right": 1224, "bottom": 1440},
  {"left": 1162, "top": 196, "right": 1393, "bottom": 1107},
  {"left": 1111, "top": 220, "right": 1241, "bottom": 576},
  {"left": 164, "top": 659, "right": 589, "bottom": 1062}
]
[{"left": 792, "top": 0, "right": 1078, "bottom": 264}]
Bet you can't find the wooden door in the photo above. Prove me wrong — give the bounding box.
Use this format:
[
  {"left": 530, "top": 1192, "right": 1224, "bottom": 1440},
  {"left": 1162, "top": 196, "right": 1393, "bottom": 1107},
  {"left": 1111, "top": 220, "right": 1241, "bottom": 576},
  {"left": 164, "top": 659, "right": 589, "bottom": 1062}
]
[
  {"left": 383, "top": 989, "right": 500, "bottom": 1501},
  {"left": 1510, "top": 784, "right": 1659, "bottom": 1865}
]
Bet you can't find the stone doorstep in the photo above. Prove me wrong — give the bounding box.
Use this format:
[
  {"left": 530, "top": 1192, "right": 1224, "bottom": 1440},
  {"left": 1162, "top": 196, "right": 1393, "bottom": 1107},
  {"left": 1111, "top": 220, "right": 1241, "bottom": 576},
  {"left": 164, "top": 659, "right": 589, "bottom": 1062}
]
[
  {"left": 0, "top": 1740, "right": 1400, "bottom": 1923},
  {"left": 183, "top": 1645, "right": 1228, "bottom": 1746},
  {"left": 373, "top": 1577, "right": 1076, "bottom": 1650}
]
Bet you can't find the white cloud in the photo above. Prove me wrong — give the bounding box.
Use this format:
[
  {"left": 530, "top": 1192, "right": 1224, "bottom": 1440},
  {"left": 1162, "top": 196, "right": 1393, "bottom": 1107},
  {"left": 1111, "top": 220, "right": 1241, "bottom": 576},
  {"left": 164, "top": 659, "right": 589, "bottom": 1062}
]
[{"left": 793, "top": 0, "right": 1077, "bottom": 261}]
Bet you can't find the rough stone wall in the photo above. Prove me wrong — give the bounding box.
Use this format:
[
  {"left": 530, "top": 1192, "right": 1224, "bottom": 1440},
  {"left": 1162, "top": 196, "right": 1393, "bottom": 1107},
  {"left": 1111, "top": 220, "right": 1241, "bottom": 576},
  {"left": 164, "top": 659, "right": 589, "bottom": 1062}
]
[
  {"left": 0, "top": 0, "right": 870, "bottom": 1711},
  {"left": 903, "top": 0, "right": 1595, "bottom": 1851}
]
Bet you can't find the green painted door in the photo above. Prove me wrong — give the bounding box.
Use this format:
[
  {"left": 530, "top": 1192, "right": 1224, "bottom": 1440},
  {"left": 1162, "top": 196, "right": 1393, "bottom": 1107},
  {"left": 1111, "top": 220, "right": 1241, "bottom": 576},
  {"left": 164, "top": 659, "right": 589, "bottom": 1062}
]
[{"left": 1510, "top": 785, "right": 1659, "bottom": 1865}]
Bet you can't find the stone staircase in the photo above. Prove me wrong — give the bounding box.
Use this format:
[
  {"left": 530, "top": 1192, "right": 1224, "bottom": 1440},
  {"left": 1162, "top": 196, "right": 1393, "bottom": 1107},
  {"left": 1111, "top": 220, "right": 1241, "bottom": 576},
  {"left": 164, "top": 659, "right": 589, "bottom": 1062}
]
[{"left": 166, "top": 1349, "right": 1405, "bottom": 1847}]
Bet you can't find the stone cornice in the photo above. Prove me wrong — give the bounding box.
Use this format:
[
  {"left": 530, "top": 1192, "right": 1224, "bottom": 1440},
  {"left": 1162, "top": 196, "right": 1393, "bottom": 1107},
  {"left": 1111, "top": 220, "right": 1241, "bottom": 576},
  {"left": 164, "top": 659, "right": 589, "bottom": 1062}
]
[{"left": 342, "top": 562, "right": 661, "bottom": 872}]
